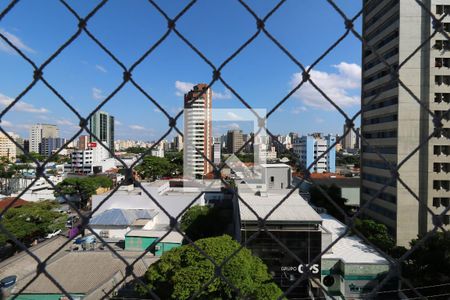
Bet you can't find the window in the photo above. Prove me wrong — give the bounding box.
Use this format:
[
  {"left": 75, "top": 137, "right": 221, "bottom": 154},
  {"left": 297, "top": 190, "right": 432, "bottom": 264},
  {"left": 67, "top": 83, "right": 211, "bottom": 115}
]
[
  {"left": 433, "top": 180, "right": 450, "bottom": 191},
  {"left": 270, "top": 176, "right": 274, "bottom": 183},
  {"left": 100, "top": 230, "right": 109, "bottom": 238},
  {"left": 436, "top": 5, "right": 450, "bottom": 15}
]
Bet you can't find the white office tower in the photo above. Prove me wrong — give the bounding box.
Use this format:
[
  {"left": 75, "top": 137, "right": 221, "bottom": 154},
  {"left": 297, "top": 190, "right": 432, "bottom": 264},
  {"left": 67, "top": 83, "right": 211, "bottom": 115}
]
[{"left": 29, "top": 124, "right": 59, "bottom": 153}]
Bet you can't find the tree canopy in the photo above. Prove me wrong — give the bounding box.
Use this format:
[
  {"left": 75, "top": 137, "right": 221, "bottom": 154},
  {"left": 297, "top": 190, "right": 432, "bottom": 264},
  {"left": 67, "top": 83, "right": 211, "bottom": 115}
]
[
  {"left": 0, "top": 200, "right": 66, "bottom": 246},
  {"left": 353, "top": 218, "right": 395, "bottom": 253},
  {"left": 137, "top": 235, "right": 283, "bottom": 300},
  {"left": 180, "top": 205, "right": 232, "bottom": 242},
  {"left": 401, "top": 232, "right": 450, "bottom": 297},
  {"left": 309, "top": 184, "right": 349, "bottom": 221},
  {"left": 54, "top": 176, "right": 113, "bottom": 209},
  {"left": 135, "top": 156, "right": 178, "bottom": 180}
]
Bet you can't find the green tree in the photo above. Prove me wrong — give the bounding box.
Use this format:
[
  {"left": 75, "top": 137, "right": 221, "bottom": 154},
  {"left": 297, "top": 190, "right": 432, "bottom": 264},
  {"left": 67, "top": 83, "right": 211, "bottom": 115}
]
[
  {"left": 401, "top": 232, "right": 450, "bottom": 297},
  {"left": 54, "top": 176, "right": 112, "bottom": 209},
  {"left": 0, "top": 157, "right": 16, "bottom": 178},
  {"left": 17, "top": 152, "right": 44, "bottom": 163},
  {"left": 0, "top": 201, "right": 66, "bottom": 246},
  {"left": 166, "top": 151, "right": 183, "bottom": 175},
  {"left": 180, "top": 205, "right": 231, "bottom": 242},
  {"left": 125, "top": 146, "right": 147, "bottom": 154},
  {"left": 137, "top": 235, "right": 283, "bottom": 300},
  {"left": 135, "top": 156, "right": 175, "bottom": 180},
  {"left": 309, "top": 184, "right": 349, "bottom": 221},
  {"left": 353, "top": 219, "right": 395, "bottom": 253}
]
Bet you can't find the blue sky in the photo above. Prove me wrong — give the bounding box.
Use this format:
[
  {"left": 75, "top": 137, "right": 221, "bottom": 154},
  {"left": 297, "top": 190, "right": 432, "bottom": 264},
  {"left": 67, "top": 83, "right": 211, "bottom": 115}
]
[{"left": 0, "top": 0, "right": 362, "bottom": 141}]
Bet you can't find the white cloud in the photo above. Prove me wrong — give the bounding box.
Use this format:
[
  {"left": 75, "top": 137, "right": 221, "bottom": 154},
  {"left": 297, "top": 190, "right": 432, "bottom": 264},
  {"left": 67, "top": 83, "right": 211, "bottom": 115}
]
[
  {"left": 315, "top": 117, "right": 325, "bottom": 124},
  {"left": 92, "top": 87, "right": 105, "bottom": 100},
  {"left": 175, "top": 81, "right": 194, "bottom": 97},
  {"left": 225, "top": 111, "right": 243, "bottom": 121},
  {"left": 213, "top": 90, "right": 232, "bottom": 100},
  {"left": 129, "top": 125, "right": 146, "bottom": 131},
  {"left": 291, "top": 62, "right": 361, "bottom": 110},
  {"left": 0, "top": 93, "right": 48, "bottom": 113},
  {"left": 0, "top": 28, "right": 35, "bottom": 54},
  {"left": 56, "top": 119, "right": 75, "bottom": 126},
  {"left": 95, "top": 64, "right": 107, "bottom": 73},
  {"left": 115, "top": 120, "right": 122, "bottom": 126},
  {"left": 1, "top": 121, "right": 32, "bottom": 130},
  {"left": 291, "top": 106, "right": 308, "bottom": 114},
  {"left": 175, "top": 80, "right": 232, "bottom": 99},
  {"left": 1, "top": 120, "right": 13, "bottom": 127},
  {"left": 153, "top": 108, "right": 162, "bottom": 113}
]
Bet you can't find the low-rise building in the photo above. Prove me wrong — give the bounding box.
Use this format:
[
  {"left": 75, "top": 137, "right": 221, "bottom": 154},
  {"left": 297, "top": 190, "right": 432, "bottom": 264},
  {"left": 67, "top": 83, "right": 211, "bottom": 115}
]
[
  {"left": 125, "top": 229, "right": 183, "bottom": 255},
  {"left": 237, "top": 190, "right": 323, "bottom": 298},
  {"left": 320, "top": 214, "right": 390, "bottom": 299},
  {"left": 89, "top": 208, "right": 158, "bottom": 241}
]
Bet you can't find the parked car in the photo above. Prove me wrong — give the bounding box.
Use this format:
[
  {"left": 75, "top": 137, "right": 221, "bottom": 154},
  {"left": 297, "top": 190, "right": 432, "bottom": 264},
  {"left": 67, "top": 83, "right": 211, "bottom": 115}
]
[
  {"left": 65, "top": 215, "right": 79, "bottom": 228},
  {"left": 0, "top": 275, "right": 17, "bottom": 288},
  {"left": 45, "top": 229, "right": 62, "bottom": 239}
]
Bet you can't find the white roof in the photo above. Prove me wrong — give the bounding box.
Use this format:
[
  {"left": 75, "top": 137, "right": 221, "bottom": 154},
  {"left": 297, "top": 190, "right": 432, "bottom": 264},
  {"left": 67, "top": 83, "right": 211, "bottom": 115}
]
[
  {"left": 260, "top": 163, "right": 291, "bottom": 168},
  {"left": 239, "top": 191, "right": 322, "bottom": 222},
  {"left": 126, "top": 229, "right": 183, "bottom": 243},
  {"left": 320, "top": 214, "right": 389, "bottom": 264}
]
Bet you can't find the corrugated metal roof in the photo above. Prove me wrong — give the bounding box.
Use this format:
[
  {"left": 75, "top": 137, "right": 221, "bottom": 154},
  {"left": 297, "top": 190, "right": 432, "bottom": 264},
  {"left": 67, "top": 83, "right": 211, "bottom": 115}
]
[{"left": 89, "top": 208, "right": 157, "bottom": 226}]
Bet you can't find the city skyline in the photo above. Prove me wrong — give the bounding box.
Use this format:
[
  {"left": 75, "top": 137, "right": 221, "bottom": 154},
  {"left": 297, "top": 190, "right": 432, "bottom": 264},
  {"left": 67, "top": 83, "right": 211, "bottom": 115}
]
[{"left": 1, "top": 0, "right": 362, "bottom": 141}]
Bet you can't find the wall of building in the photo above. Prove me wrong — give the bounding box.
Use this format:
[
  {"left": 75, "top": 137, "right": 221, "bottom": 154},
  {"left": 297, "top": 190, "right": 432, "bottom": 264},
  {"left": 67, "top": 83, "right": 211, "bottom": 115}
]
[{"left": 125, "top": 236, "right": 181, "bottom": 255}]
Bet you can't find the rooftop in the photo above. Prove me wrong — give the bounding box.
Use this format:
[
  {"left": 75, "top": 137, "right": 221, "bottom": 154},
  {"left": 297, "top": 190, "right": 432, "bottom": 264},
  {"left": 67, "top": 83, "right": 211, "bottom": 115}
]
[
  {"left": 239, "top": 190, "right": 322, "bottom": 223},
  {"left": 320, "top": 214, "right": 389, "bottom": 265},
  {"left": 90, "top": 208, "right": 157, "bottom": 226},
  {"left": 12, "top": 251, "right": 155, "bottom": 296},
  {"left": 259, "top": 163, "right": 291, "bottom": 168},
  {"left": 0, "top": 197, "right": 28, "bottom": 212}
]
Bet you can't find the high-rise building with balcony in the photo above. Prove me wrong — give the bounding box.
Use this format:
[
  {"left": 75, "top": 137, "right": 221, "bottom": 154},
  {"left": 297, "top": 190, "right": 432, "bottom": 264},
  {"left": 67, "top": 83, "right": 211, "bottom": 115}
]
[
  {"left": 361, "top": 0, "right": 450, "bottom": 246},
  {"left": 29, "top": 124, "right": 59, "bottom": 153},
  {"left": 89, "top": 111, "right": 115, "bottom": 160},
  {"left": 183, "top": 84, "right": 213, "bottom": 178}
]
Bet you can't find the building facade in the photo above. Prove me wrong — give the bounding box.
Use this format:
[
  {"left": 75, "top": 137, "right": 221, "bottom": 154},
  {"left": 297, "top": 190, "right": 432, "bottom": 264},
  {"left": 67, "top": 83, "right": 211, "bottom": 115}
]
[
  {"left": 39, "top": 137, "right": 66, "bottom": 157},
  {"left": 293, "top": 133, "right": 336, "bottom": 173},
  {"left": 0, "top": 132, "right": 20, "bottom": 161},
  {"left": 226, "top": 129, "right": 244, "bottom": 154},
  {"left": 361, "top": 0, "right": 450, "bottom": 246},
  {"left": 183, "top": 83, "right": 213, "bottom": 178},
  {"left": 89, "top": 111, "right": 114, "bottom": 160},
  {"left": 213, "top": 142, "right": 221, "bottom": 165},
  {"left": 29, "top": 124, "right": 59, "bottom": 153},
  {"left": 342, "top": 123, "right": 357, "bottom": 151}
]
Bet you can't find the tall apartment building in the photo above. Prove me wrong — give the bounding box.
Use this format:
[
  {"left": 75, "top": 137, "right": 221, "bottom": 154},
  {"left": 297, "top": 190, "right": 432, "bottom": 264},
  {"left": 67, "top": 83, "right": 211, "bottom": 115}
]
[
  {"left": 342, "top": 123, "right": 357, "bottom": 151},
  {"left": 213, "top": 142, "right": 221, "bottom": 165},
  {"left": 293, "top": 133, "right": 336, "bottom": 173},
  {"left": 29, "top": 124, "right": 59, "bottom": 153},
  {"left": 361, "top": 0, "right": 450, "bottom": 246},
  {"left": 173, "top": 134, "right": 184, "bottom": 152},
  {"left": 89, "top": 111, "right": 114, "bottom": 160},
  {"left": 0, "top": 132, "right": 20, "bottom": 161},
  {"left": 183, "top": 83, "right": 213, "bottom": 178},
  {"left": 226, "top": 129, "right": 244, "bottom": 154}
]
